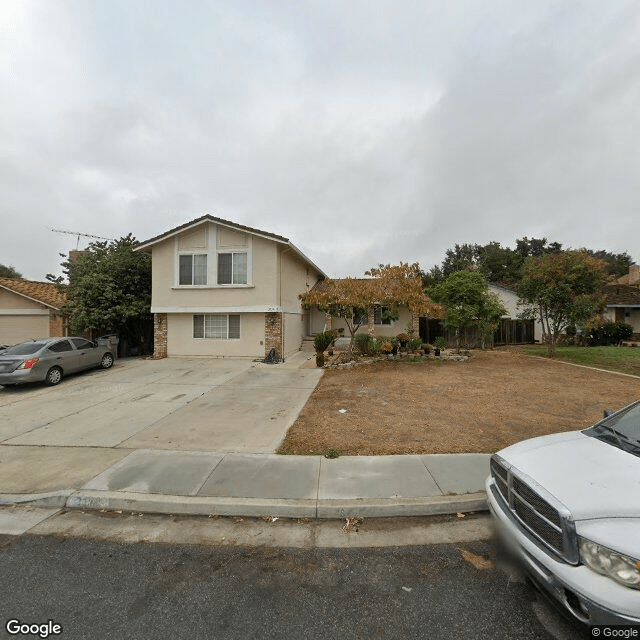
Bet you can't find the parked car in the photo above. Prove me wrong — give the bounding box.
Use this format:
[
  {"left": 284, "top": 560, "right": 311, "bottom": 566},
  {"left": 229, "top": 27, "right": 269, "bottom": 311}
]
[
  {"left": 0, "top": 337, "right": 114, "bottom": 387},
  {"left": 487, "top": 400, "right": 640, "bottom": 625}
]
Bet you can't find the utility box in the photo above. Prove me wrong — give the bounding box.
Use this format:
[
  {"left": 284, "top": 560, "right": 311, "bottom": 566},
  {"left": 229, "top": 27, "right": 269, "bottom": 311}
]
[{"left": 97, "top": 334, "right": 119, "bottom": 359}]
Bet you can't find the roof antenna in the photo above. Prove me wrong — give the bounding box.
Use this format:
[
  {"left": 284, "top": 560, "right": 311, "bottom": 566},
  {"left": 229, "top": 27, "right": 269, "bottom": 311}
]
[{"left": 51, "top": 228, "right": 114, "bottom": 249}]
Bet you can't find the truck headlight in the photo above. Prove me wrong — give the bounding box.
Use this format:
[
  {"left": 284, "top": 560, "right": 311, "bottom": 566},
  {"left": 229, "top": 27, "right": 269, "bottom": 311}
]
[{"left": 579, "top": 538, "right": 640, "bottom": 589}]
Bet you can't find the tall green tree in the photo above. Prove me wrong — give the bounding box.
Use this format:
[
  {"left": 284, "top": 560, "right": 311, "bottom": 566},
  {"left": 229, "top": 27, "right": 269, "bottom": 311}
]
[
  {"left": 63, "top": 235, "right": 153, "bottom": 353},
  {"left": 584, "top": 249, "right": 632, "bottom": 279},
  {"left": 518, "top": 251, "right": 606, "bottom": 357},
  {"left": 428, "top": 270, "right": 506, "bottom": 349},
  {"left": 0, "top": 264, "right": 22, "bottom": 279}
]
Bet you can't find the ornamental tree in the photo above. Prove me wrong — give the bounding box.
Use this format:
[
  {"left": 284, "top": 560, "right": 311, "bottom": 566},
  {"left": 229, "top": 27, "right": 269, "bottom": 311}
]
[
  {"left": 517, "top": 251, "right": 606, "bottom": 357},
  {"left": 300, "top": 262, "right": 441, "bottom": 351},
  {"left": 427, "top": 270, "right": 506, "bottom": 349}
]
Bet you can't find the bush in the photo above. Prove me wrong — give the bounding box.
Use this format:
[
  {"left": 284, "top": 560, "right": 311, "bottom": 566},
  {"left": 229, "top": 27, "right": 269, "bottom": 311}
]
[
  {"left": 396, "top": 332, "right": 410, "bottom": 346},
  {"left": 422, "top": 343, "right": 431, "bottom": 354},
  {"left": 433, "top": 336, "right": 447, "bottom": 350},
  {"left": 380, "top": 341, "right": 394, "bottom": 354},
  {"left": 314, "top": 331, "right": 334, "bottom": 353},
  {"left": 587, "top": 322, "right": 634, "bottom": 346},
  {"left": 408, "top": 337, "right": 422, "bottom": 351},
  {"left": 354, "top": 333, "right": 374, "bottom": 354}
]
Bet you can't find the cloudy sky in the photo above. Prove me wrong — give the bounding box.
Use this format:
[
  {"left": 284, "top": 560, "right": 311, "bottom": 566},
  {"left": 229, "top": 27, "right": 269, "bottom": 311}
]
[{"left": 2, "top": 0, "right": 639, "bottom": 281}]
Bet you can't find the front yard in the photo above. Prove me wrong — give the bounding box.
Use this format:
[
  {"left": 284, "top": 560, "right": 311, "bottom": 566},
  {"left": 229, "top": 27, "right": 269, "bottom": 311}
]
[
  {"left": 522, "top": 345, "right": 640, "bottom": 376},
  {"left": 278, "top": 349, "right": 639, "bottom": 456}
]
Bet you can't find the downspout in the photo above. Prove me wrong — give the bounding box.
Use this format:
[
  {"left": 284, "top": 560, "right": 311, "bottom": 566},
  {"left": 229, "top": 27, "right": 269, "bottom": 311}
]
[{"left": 279, "top": 247, "right": 292, "bottom": 362}]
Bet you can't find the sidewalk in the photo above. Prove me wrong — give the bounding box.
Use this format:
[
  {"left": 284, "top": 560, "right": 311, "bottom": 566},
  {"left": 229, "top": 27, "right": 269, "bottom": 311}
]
[{"left": 0, "top": 449, "right": 489, "bottom": 520}]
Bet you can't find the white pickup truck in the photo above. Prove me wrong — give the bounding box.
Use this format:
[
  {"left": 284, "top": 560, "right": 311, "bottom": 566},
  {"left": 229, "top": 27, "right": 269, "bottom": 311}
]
[{"left": 486, "top": 400, "right": 640, "bottom": 625}]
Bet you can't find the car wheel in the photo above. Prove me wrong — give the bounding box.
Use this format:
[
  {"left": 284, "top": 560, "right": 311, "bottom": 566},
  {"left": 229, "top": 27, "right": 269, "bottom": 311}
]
[
  {"left": 45, "top": 366, "right": 63, "bottom": 386},
  {"left": 100, "top": 353, "right": 114, "bottom": 369}
]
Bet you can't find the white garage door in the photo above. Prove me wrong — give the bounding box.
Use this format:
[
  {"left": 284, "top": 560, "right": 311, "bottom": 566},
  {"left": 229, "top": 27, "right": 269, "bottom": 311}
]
[{"left": 0, "top": 315, "right": 49, "bottom": 345}]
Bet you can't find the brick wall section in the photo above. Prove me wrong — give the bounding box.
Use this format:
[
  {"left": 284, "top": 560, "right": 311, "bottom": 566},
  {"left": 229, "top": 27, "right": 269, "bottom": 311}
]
[
  {"left": 367, "top": 307, "right": 375, "bottom": 335},
  {"left": 48, "top": 312, "right": 65, "bottom": 337},
  {"left": 265, "top": 312, "right": 283, "bottom": 359},
  {"left": 153, "top": 313, "right": 168, "bottom": 359},
  {"left": 411, "top": 313, "right": 419, "bottom": 336}
]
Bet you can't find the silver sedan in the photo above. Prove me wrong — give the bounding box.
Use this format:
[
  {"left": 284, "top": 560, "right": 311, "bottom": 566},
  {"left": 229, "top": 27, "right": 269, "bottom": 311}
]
[{"left": 0, "top": 337, "right": 114, "bottom": 387}]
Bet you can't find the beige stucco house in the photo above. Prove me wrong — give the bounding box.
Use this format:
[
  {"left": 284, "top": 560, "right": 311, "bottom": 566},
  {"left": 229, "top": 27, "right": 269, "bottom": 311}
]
[
  {"left": 136, "top": 215, "right": 326, "bottom": 359},
  {"left": 0, "top": 278, "right": 67, "bottom": 345}
]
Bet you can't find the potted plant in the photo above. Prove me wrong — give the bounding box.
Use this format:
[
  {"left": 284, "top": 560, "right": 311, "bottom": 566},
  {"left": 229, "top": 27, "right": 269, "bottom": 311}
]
[
  {"left": 433, "top": 336, "right": 447, "bottom": 357},
  {"left": 314, "top": 331, "right": 333, "bottom": 367}
]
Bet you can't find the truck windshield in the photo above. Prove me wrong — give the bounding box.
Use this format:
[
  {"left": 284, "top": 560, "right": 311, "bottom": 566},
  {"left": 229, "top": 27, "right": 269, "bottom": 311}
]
[{"left": 586, "top": 401, "right": 640, "bottom": 452}]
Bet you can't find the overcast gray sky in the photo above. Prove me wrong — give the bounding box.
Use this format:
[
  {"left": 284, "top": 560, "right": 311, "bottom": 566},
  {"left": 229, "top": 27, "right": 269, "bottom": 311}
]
[{"left": 2, "top": 0, "right": 639, "bottom": 281}]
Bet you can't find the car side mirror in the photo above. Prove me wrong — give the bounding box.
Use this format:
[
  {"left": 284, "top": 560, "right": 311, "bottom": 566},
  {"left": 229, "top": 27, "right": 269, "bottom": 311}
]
[{"left": 603, "top": 408, "right": 613, "bottom": 418}]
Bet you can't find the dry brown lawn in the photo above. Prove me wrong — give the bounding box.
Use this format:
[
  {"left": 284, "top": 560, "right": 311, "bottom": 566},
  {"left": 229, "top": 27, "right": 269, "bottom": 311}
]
[{"left": 279, "top": 349, "right": 639, "bottom": 455}]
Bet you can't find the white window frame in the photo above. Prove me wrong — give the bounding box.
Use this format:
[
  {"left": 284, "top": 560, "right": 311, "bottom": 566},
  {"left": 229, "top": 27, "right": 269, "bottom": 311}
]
[
  {"left": 193, "top": 314, "right": 240, "bottom": 339},
  {"left": 217, "top": 251, "right": 248, "bottom": 285},
  {"left": 178, "top": 253, "right": 208, "bottom": 286}
]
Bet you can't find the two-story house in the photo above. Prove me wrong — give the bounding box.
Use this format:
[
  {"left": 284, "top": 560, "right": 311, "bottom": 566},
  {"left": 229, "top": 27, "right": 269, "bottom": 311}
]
[{"left": 135, "top": 215, "right": 326, "bottom": 360}]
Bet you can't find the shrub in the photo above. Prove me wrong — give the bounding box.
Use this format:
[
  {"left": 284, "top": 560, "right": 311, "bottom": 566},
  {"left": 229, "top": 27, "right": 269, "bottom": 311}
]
[
  {"left": 380, "top": 341, "right": 394, "bottom": 354},
  {"left": 587, "top": 321, "right": 634, "bottom": 346},
  {"left": 422, "top": 343, "right": 431, "bottom": 354},
  {"left": 396, "top": 332, "right": 410, "bottom": 345},
  {"left": 408, "top": 337, "right": 422, "bottom": 351},
  {"left": 314, "top": 331, "right": 333, "bottom": 353},
  {"left": 369, "top": 340, "right": 382, "bottom": 354},
  {"left": 354, "top": 333, "right": 374, "bottom": 355},
  {"left": 433, "top": 336, "right": 447, "bottom": 350}
]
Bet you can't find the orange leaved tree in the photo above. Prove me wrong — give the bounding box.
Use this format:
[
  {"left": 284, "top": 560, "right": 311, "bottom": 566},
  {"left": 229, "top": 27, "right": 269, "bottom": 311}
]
[{"left": 300, "top": 263, "right": 441, "bottom": 352}]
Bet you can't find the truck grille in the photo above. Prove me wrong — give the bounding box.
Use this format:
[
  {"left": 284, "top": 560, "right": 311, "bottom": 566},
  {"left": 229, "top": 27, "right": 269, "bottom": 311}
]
[{"left": 490, "top": 456, "right": 577, "bottom": 563}]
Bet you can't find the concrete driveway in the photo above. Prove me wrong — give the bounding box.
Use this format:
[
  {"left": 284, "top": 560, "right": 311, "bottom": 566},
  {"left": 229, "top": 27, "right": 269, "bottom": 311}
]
[{"left": 0, "top": 355, "right": 322, "bottom": 454}]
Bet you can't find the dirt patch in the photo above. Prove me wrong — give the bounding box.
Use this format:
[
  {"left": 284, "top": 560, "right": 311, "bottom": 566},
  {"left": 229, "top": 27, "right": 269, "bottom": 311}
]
[{"left": 279, "top": 349, "right": 639, "bottom": 455}]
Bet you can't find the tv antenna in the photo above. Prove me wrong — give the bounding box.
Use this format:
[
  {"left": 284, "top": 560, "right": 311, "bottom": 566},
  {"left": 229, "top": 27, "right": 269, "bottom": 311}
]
[{"left": 51, "top": 228, "right": 114, "bottom": 249}]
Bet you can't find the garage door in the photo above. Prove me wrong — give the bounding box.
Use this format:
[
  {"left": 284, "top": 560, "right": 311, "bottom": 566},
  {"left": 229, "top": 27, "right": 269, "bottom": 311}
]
[{"left": 0, "top": 315, "right": 49, "bottom": 345}]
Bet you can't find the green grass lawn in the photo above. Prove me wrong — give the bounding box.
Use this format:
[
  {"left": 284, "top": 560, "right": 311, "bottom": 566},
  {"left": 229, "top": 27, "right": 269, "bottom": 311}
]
[{"left": 522, "top": 345, "right": 640, "bottom": 377}]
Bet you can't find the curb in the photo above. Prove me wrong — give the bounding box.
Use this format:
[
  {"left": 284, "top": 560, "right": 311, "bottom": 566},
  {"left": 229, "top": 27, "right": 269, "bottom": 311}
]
[
  {"left": 0, "top": 490, "right": 73, "bottom": 508},
  {"left": 0, "top": 490, "right": 488, "bottom": 519}
]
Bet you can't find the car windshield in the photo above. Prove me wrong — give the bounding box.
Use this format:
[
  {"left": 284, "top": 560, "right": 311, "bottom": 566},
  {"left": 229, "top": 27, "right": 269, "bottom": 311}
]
[
  {"left": 1, "top": 341, "right": 48, "bottom": 356},
  {"left": 590, "top": 401, "right": 640, "bottom": 446}
]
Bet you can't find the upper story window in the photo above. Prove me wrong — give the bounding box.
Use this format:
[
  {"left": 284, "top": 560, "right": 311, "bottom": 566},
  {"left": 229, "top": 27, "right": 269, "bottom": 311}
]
[
  {"left": 217, "top": 252, "right": 247, "bottom": 285},
  {"left": 179, "top": 254, "right": 207, "bottom": 285}
]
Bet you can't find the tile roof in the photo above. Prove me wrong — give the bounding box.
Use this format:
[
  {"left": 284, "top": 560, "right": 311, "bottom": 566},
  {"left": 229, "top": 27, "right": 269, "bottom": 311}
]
[
  {"left": 0, "top": 277, "right": 67, "bottom": 309},
  {"left": 603, "top": 283, "right": 640, "bottom": 306}
]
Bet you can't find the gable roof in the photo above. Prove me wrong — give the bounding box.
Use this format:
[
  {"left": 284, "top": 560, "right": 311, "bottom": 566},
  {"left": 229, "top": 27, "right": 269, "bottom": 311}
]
[
  {"left": 0, "top": 277, "right": 67, "bottom": 310},
  {"left": 603, "top": 283, "right": 640, "bottom": 307},
  {"left": 135, "top": 214, "right": 326, "bottom": 277}
]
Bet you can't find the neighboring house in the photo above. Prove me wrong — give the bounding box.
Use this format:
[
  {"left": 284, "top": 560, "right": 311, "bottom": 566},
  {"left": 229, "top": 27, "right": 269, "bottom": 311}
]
[
  {"left": 307, "top": 280, "right": 540, "bottom": 345},
  {"left": 0, "top": 277, "right": 67, "bottom": 345},
  {"left": 614, "top": 262, "right": 640, "bottom": 285},
  {"left": 602, "top": 283, "right": 640, "bottom": 336},
  {"left": 601, "top": 263, "right": 640, "bottom": 336},
  {"left": 135, "top": 215, "right": 326, "bottom": 359},
  {"left": 488, "top": 283, "right": 542, "bottom": 344}
]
